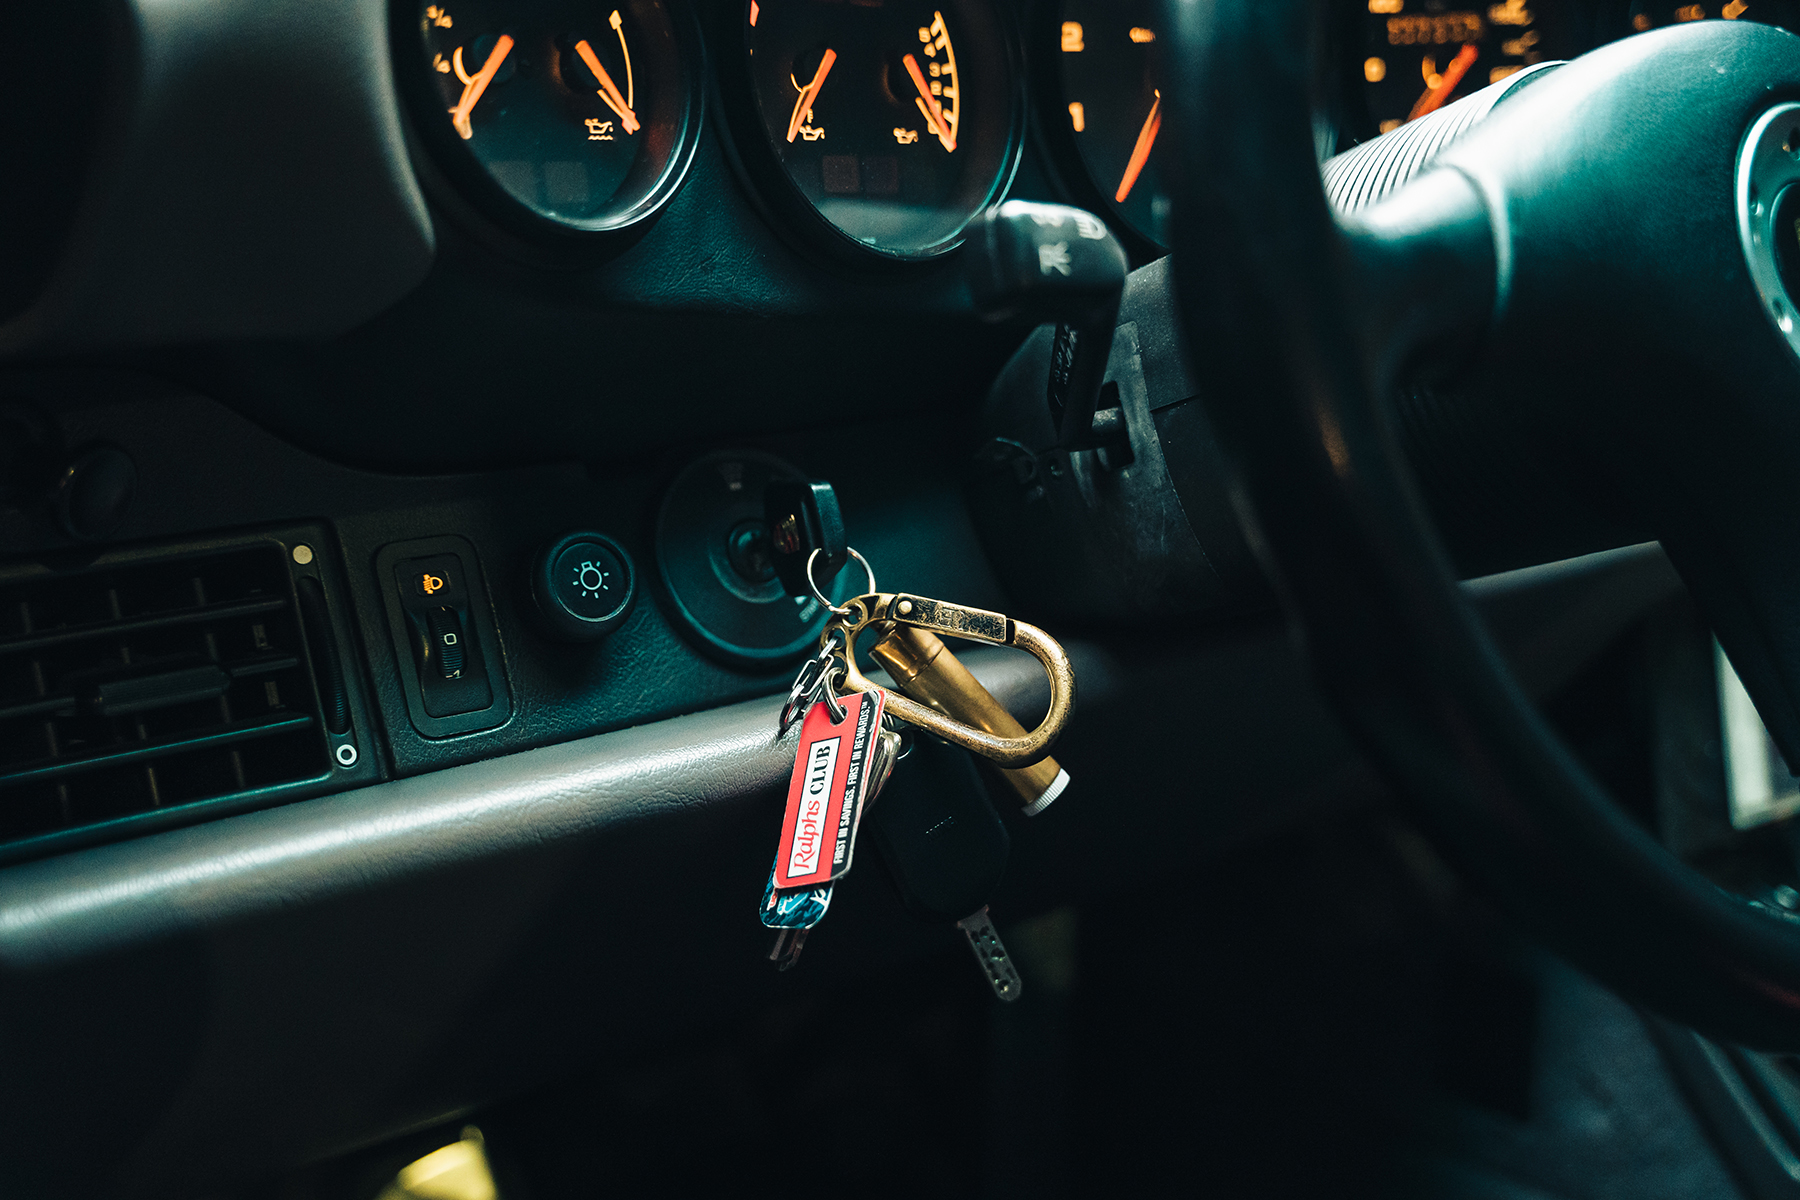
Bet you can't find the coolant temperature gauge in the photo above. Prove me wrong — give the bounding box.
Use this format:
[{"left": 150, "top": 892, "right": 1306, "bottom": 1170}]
[
  {"left": 406, "top": 0, "right": 702, "bottom": 238},
  {"left": 733, "top": 0, "right": 1022, "bottom": 261}
]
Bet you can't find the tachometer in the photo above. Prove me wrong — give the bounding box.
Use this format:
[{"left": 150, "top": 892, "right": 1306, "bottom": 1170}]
[
  {"left": 732, "top": 0, "right": 1023, "bottom": 261},
  {"left": 406, "top": 0, "right": 703, "bottom": 239},
  {"left": 1355, "top": 0, "right": 1578, "bottom": 136}
]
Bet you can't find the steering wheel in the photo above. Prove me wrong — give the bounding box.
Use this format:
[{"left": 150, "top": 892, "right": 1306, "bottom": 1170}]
[{"left": 1165, "top": 2, "right": 1800, "bottom": 1047}]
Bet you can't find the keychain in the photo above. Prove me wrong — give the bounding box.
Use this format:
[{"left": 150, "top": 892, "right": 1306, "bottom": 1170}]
[
  {"left": 807, "top": 548, "right": 1074, "bottom": 804},
  {"left": 756, "top": 491, "right": 1077, "bottom": 990}
]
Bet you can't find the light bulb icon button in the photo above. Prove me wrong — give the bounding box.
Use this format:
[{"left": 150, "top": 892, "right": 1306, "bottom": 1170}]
[{"left": 531, "top": 532, "right": 637, "bottom": 642}]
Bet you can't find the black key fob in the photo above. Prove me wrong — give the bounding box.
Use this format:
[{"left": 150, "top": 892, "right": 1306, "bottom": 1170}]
[
  {"left": 867, "top": 735, "right": 1010, "bottom": 925},
  {"left": 764, "top": 479, "right": 847, "bottom": 599}
]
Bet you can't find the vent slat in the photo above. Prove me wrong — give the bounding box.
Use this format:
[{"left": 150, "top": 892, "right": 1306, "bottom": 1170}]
[
  {"left": 94, "top": 664, "right": 230, "bottom": 716},
  {"left": 0, "top": 713, "right": 314, "bottom": 787},
  {"left": 224, "top": 654, "right": 300, "bottom": 679},
  {"left": 0, "top": 695, "right": 78, "bottom": 723},
  {"left": 0, "top": 596, "right": 289, "bottom": 657}
]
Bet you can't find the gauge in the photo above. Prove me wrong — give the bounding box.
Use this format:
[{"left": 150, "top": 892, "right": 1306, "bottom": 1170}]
[
  {"left": 1623, "top": 1, "right": 1800, "bottom": 36},
  {"left": 1356, "top": 0, "right": 1580, "bottom": 136},
  {"left": 1050, "top": 0, "right": 1169, "bottom": 249},
  {"left": 409, "top": 0, "right": 702, "bottom": 237},
  {"left": 734, "top": 0, "right": 1023, "bottom": 260}
]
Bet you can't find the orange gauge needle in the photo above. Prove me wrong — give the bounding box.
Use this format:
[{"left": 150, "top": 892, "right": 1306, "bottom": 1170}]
[
  {"left": 787, "top": 48, "right": 837, "bottom": 142},
  {"left": 575, "top": 38, "right": 640, "bottom": 134},
  {"left": 1115, "top": 90, "right": 1161, "bottom": 203},
  {"left": 902, "top": 53, "right": 956, "bottom": 152},
  {"left": 610, "top": 10, "right": 634, "bottom": 110},
  {"left": 1407, "top": 42, "right": 1479, "bottom": 122},
  {"left": 449, "top": 33, "right": 514, "bottom": 140}
]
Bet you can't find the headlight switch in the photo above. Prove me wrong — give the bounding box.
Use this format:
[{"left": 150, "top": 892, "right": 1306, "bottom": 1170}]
[
  {"left": 422, "top": 606, "right": 467, "bottom": 679},
  {"left": 394, "top": 552, "right": 493, "bottom": 718},
  {"left": 528, "top": 532, "right": 637, "bottom": 643}
]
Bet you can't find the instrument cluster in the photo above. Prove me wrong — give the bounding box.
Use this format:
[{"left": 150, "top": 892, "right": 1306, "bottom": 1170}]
[
  {"left": 394, "top": 0, "right": 1171, "bottom": 263},
  {"left": 393, "top": 0, "right": 1791, "bottom": 266}
]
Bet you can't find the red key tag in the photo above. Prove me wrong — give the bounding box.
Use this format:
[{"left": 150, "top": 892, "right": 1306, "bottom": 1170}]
[{"left": 772, "top": 688, "right": 887, "bottom": 891}]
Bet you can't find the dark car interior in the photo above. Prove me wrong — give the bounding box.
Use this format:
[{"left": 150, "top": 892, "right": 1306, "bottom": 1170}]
[{"left": 17, "top": 0, "right": 1800, "bottom": 1196}]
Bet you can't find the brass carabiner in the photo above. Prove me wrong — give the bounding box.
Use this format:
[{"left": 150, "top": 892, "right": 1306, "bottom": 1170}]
[{"left": 826, "top": 593, "right": 1076, "bottom": 768}]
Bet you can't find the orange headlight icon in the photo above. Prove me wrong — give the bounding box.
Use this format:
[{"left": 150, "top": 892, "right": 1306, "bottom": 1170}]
[{"left": 421, "top": 573, "right": 445, "bottom": 595}]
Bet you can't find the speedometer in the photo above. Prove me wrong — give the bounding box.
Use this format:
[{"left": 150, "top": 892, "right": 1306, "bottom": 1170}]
[{"left": 1355, "top": 0, "right": 1578, "bottom": 135}]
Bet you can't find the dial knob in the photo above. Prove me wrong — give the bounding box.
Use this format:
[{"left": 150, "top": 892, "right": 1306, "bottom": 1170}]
[{"left": 530, "top": 532, "right": 636, "bottom": 642}]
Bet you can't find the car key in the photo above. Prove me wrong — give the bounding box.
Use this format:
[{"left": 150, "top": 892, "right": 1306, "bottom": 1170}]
[
  {"left": 763, "top": 542, "right": 1072, "bottom": 981},
  {"left": 866, "top": 734, "right": 1025, "bottom": 1002},
  {"left": 764, "top": 479, "right": 847, "bottom": 599}
]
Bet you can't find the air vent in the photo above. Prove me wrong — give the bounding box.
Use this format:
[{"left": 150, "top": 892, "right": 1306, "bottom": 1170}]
[{"left": 0, "top": 543, "right": 331, "bottom": 846}]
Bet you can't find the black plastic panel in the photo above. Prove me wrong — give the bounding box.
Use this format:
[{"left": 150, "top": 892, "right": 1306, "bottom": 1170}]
[
  {"left": 0, "top": 370, "right": 1009, "bottom": 782},
  {"left": 0, "top": 1, "right": 108, "bottom": 322},
  {"left": 0, "top": 0, "right": 434, "bottom": 353}
]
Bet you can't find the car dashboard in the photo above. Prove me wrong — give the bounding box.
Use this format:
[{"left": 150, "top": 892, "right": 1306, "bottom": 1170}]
[{"left": 0, "top": 0, "right": 1762, "bottom": 1194}]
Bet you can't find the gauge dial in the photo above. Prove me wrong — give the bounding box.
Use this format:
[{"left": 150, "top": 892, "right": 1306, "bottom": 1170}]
[
  {"left": 1054, "top": 0, "right": 1169, "bottom": 249},
  {"left": 1623, "top": 0, "right": 1800, "bottom": 36},
  {"left": 1357, "top": 0, "right": 1577, "bottom": 136},
  {"left": 412, "top": 0, "right": 701, "bottom": 236},
  {"left": 739, "top": 0, "right": 1022, "bottom": 260}
]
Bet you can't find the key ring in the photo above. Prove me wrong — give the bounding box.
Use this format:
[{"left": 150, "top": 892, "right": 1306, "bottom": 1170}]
[
  {"left": 779, "top": 626, "right": 847, "bottom": 736},
  {"left": 806, "top": 547, "right": 877, "bottom": 617},
  {"left": 824, "top": 593, "right": 1075, "bottom": 768}
]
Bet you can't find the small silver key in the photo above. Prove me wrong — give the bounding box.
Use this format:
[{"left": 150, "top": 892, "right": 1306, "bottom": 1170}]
[
  {"left": 861, "top": 721, "right": 906, "bottom": 815},
  {"left": 955, "top": 906, "right": 1024, "bottom": 1002},
  {"left": 769, "top": 928, "right": 809, "bottom": 970},
  {"left": 762, "top": 724, "right": 906, "bottom": 970}
]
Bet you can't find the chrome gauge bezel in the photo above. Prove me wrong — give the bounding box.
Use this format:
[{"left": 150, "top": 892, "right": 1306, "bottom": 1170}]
[
  {"left": 392, "top": 0, "right": 707, "bottom": 248},
  {"left": 1737, "top": 102, "right": 1800, "bottom": 363},
  {"left": 714, "top": 0, "right": 1026, "bottom": 267}
]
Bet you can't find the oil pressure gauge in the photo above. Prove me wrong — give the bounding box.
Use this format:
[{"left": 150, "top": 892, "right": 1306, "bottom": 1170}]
[
  {"left": 727, "top": 0, "right": 1023, "bottom": 261},
  {"left": 404, "top": 0, "right": 703, "bottom": 239}
]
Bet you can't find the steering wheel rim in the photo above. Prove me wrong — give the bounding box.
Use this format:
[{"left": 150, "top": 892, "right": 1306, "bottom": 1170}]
[{"left": 1163, "top": 0, "right": 1800, "bottom": 1047}]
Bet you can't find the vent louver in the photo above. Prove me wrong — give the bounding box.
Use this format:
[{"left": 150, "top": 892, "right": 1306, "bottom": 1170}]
[{"left": 0, "top": 543, "right": 330, "bottom": 846}]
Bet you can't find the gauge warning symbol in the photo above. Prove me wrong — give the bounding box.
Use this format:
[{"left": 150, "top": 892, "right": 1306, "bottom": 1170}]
[
  {"left": 573, "top": 560, "right": 611, "bottom": 598},
  {"left": 414, "top": 569, "right": 452, "bottom": 596}
]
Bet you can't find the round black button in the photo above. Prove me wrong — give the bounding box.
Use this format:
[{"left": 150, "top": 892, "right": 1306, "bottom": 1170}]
[{"left": 530, "top": 532, "right": 636, "bottom": 642}]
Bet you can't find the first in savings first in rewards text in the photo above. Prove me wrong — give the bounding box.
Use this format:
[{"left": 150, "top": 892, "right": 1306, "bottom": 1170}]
[{"left": 772, "top": 688, "right": 885, "bottom": 891}]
